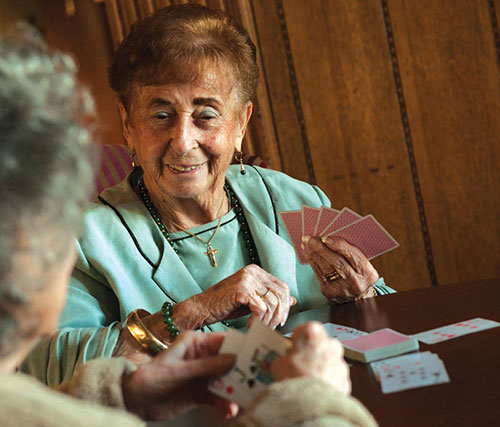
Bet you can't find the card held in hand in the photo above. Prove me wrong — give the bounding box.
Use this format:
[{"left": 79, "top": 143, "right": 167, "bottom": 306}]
[{"left": 209, "top": 321, "right": 291, "bottom": 408}]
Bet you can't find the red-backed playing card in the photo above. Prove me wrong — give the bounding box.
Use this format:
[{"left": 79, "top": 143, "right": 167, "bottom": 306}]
[
  {"left": 325, "top": 215, "right": 399, "bottom": 259},
  {"left": 279, "top": 210, "right": 308, "bottom": 264},
  {"left": 314, "top": 206, "right": 340, "bottom": 236},
  {"left": 321, "top": 207, "right": 361, "bottom": 236},
  {"left": 301, "top": 206, "right": 321, "bottom": 237}
]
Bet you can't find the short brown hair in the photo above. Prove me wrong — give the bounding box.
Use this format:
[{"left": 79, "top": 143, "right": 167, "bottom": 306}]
[{"left": 108, "top": 4, "right": 259, "bottom": 110}]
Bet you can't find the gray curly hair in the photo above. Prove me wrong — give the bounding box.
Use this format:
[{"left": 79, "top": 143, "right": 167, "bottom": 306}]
[{"left": 0, "top": 26, "right": 97, "bottom": 356}]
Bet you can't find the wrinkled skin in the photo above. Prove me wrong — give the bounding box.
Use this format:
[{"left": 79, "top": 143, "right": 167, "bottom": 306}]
[
  {"left": 271, "top": 321, "right": 352, "bottom": 395},
  {"left": 122, "top": 331, "right": 237, "bottom": 421},
  {"left": 302, "top": 236, "right": 379, "bottom": 304}
]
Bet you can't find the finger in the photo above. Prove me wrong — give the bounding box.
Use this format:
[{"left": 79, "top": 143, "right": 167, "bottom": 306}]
[
  {"left": 182, "top": 332, "right": 227, "bottom": 360},
  {"left": 263, "top": 276, "right": 291, "bottom": 326},
  {"left": 308, "top": 255, "right": 353, "bottom": 300},
  {"left": 321, "top": 236, "right": 377, "bottom": 279},
  {"left": 178, "top": 354, "right": 236, "bottom": 381},
  {"left": 264, "top": 284, "right": 289, "bottom": 328},
  {"left": 291, "top": 321, "right": 329, "bottom": 349},
  {"left": 264, "top": 291, "right": 281, "bottom": 329},
  {"left": 157, "top": 331, "right": 227, "bottom": 363},
  {"left": 201, "top": 393, "right": 239, "bottom": 420},
  {"left": 246, "top": 290, "right": 269, "bottom": 327},
  {"left": 157, "top": 330, "right": 198, "bottom": 362},
  {"left": 306, "top": 241, "right": 354, "bottom": 282}
]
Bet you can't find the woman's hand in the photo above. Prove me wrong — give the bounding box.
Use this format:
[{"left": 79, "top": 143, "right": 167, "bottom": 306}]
[
  {"left": 302, "top": 235, "right": 379, "bottom": 304},
  {"left": 112, "top": 265, "right": 293, "bottom": 362},
  {"left": 177, "top": 264, "right": 293, "bottom": 330},
  {"left": 122, "top": 331, "right": 238, "bottom": 421},
  {"left": 271, "top": 321, "right": 351, "bottom": 395}
]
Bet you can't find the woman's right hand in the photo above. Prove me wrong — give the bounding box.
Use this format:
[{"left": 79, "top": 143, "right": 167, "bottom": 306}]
[
  {"left": 271, "top": 321, "right": 351, "bottom": 395},
  {"left": 113, "top": 265, "right": 293, "bottom": 362},
  {"left": 176, "top": 264, "right": 293, "bottom": 330}
]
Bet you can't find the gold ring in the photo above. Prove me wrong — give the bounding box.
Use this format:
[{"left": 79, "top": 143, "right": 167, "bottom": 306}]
[
  {"left": 323, "top": 271, "right": 341, "bottom": 282},
  {"left": 260, "top": 289, "right": 270, "bottom": 299}
]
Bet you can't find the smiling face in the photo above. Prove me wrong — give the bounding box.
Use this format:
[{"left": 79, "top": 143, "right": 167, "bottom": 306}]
[{"left": 120, "top": 63, "right": 252, "bottom": 206}]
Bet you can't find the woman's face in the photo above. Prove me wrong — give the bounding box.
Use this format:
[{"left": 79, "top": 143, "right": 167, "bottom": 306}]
[{"left": 121, "top": 64, "right": 252, "bottom": 202}]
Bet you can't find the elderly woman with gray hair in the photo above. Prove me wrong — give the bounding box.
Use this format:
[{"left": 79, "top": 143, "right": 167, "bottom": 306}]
[{"left": 0, "top": 28, "right": 377, "bottom": 427}]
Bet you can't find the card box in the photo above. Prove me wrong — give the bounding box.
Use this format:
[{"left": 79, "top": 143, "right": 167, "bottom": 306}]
[{"left": 342, "top": 328, "right": 419, "bottom": 363}]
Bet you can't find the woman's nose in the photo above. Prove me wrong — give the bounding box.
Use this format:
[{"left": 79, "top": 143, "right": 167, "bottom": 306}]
[{"left": 169, "top": 115, "right": 199, "bottom": 155}]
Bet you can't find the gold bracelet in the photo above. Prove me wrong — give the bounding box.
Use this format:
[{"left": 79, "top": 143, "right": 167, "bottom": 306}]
[{"left": 126, "top": 309, "right": 169, "bottom": 355}]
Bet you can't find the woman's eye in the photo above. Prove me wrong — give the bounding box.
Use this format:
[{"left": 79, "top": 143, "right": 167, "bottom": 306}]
[
  {"left": 153, "top": 112, "right": 170, "bottom": 120},
  {"left": 197, "top": 110, "right": 217, "bottom": 121}
]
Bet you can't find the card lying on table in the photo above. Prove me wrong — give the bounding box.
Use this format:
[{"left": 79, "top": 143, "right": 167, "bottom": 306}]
[
  {"left": 412, "top": 317, "right": 500, "bottom": 344},
  {"left": 208, "top": 321, "right": 291, "bottom": 408},
  {"left": 370, "top": 351, "right": 450, "bottom": 394},
  {"left": 342, "top": 328, "right": 419, "bottom": 363},
  {"left": 284, "top": 322, "right": 367, "bottom": 341}
]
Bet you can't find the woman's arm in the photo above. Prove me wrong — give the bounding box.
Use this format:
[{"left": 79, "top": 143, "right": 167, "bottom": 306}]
[{"left": 20, "top": 251, "right": 123, "bottom": 385}]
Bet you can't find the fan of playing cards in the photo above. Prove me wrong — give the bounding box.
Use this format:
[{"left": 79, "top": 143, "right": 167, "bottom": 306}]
[{"left": 279, "top": 205, "right": 399, "bottom": 264}]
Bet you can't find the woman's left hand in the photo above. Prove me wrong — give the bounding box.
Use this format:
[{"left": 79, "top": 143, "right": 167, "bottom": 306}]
[{"left": 302, "top": 235, "right": 379, "bottom": 304}]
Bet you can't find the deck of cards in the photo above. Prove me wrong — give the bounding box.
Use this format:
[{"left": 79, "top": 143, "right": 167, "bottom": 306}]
[
  {"left": 370, "top": 351, "right": 450, "bottom": 394},
  {"left": 342, "top": 328, "right": 419, "bottom": 363},
  {"left": 279, "top": 205, "right": 399, "bottom": 264},
  {"left": 208, "top": 321, "right": 291, "bottom": 408}
]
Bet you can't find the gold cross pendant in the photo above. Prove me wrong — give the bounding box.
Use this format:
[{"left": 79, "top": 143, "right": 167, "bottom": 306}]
[{"left": 205, "top": 245, "right": 219, "bottom": 267}]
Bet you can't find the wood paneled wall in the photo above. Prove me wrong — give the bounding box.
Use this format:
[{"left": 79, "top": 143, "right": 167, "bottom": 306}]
[
  {"left": 249, "top": 0, "right": 500, "bottom": 290},
  {"left": 94, "top": 0, "right": 500, "bottom": 290}
]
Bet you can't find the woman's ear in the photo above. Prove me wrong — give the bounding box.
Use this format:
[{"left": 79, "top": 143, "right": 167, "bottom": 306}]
[
  {"left": 118, "top": 103, "right": 134, "bottom": 151},
  {"left": 234, "top": 101, "right": 253, "bottom": 151}
]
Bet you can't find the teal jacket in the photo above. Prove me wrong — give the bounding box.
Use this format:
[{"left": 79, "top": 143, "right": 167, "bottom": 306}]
[{"left": 21, "top": 165, "right": 394, "bottom": 384}]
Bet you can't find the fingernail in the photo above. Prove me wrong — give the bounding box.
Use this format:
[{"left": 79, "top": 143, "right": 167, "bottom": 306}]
[
  {"left": 321, "top": 236, "right": 329, "bottom": 244},
  {"left": 280, "top": 321, "right": 285, "bottom": 327},
  {"left": 302, "top": 235, "right": 311, "bottom": 243},
  {"left": 290, "top": 296, "right": 297, "bottom": 306},
  {"left": 300, "top": 243, "right": 305, "bottom": 250}
]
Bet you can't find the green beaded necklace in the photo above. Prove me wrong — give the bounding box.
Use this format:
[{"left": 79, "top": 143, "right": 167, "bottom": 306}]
[
  {"left": 138, "top": 178, "right": 260, "bottom": 330},
  {"left": 137, "top": 178, "right": 261, "bottom": 267}
]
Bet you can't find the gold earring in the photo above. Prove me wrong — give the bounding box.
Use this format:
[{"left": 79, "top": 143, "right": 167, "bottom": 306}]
[
  {"left": 129, "top": 151, "right": 138, "bottom": 168},
  {"left": 235, "top": 150, "right": 246, "bottom": 175}
]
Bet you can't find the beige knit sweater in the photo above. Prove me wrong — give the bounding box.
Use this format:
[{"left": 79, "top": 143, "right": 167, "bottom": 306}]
[{"left": 0, "top": 359, "right": 376, "bottom": 426}]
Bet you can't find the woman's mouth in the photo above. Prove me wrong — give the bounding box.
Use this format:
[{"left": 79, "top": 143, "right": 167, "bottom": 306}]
[{"left": 166, "top": 163, "right": 204, "bottom": 173}]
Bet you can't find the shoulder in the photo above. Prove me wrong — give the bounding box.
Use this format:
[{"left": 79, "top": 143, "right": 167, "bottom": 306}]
[
  {"left": 0, "top": 373, "right": 142, "bottom": 427},
  {"left": 226, "top": 165, "right": 331, "bottom": 210}
]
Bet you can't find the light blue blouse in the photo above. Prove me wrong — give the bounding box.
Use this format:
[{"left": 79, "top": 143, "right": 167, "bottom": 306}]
[{"left": 21, "top": 165, "right": 394, "bottom": 384}]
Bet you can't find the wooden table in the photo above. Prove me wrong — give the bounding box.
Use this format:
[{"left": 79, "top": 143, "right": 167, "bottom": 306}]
[{"left": 281, "top": 278, "right": 500, "bottom": 426}]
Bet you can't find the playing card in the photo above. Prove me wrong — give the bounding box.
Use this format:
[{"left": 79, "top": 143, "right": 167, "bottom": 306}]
[
  {"left": 314, "top": 206, "right": 340, "bottom": 236},
  {"left": 412, "top": 318, "right": 500, "bottom": 344},
  {"left": 370, "top": 351, "right": 434, "bottom": 381},
  {"left": 301, "top": 206, "right": 321, "bottom": 237},
  {"left": 279, "top": 210, "right": 308, "bottom": 264},
  {"left": 376, "top": 352, "right": 450, "bottom": 394},
  {"left": 320, "top": 207, "right": 361, "bottom": 236},
  {"left": 322, "top": 323, "right": 368, "bottom": 341},
  {"left": 284, "top": 322, "right": 367, "bottom": 341},
  {"left": 210, "top": 321, "right": 291, "bottom": 408},
  {"left": 207, "top": 329, "right": 247, "bottom": 401},
  {"left": 233, "top": 320, "right": 292, "bottom": 407},
  {"left": 326, "top": 215, "right": 399, "bottom": 260}
]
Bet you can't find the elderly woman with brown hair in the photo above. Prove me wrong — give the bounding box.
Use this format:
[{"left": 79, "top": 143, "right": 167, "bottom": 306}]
[
  {"left": 0, "top": 28, "right": 377, "bottom": 427},
  {"left": 22, "top": 3, "right": 394, "bottom": 385}
]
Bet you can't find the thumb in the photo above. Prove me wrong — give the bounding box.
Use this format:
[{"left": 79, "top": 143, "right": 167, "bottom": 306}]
[{"left": 180, "top": 353, "right": 236, "bottom": 381}]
